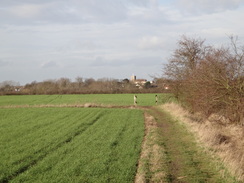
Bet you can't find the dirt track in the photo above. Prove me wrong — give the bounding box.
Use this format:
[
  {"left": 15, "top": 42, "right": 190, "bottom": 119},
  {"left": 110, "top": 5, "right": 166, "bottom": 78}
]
[
  {"left": 135, "top": 106, "right": 233, "bottom": 183},
  {"left": 135, "top": 107, "right": 186, "bottom": 183}
]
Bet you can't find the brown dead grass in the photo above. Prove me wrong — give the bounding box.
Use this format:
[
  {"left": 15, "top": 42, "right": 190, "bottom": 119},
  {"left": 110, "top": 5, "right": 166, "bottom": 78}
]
[
  {"left": 134, "top": 112, "right": 167, "bottom": 183},
  {"left": 161, "top": 103, "right": 244, "bottom": 181}
]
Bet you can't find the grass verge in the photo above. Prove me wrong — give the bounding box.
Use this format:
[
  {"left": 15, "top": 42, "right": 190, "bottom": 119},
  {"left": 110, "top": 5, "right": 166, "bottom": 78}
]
[
  {"left": 162, "top": 103, "right": 243, "bottom": 182},
  {"left": 145, "top": 106, "right": 237, "bottom": 183}
]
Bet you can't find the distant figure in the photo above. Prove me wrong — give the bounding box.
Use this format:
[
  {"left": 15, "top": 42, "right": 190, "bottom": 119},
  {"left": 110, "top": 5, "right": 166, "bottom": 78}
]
[
  {"left": 134, "top": 95, "right": 137, "bottom": 105},
  {"left": 155, "top": 95, "right": 158, "bottom": 105}
]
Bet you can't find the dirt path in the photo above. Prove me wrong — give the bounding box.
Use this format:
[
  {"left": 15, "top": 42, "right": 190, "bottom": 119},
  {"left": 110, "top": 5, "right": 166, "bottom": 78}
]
[
  {"left": 135, "top": 106, "right": 232, "bottom": 183},
  {"left": 134, "top": 111, "right": 167, "bottom": 183},
  {"left": 150, "top": 107, "right": 186, "bottom": 182}
]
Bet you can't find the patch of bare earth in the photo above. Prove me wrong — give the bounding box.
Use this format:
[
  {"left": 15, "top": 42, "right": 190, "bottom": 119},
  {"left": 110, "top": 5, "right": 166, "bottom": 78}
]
[
  {"left": 134, "top": 112, "right": 167, "bottom": 183},
  {"left": 162, "top": 103, "right": 244, "bottom": 182}
]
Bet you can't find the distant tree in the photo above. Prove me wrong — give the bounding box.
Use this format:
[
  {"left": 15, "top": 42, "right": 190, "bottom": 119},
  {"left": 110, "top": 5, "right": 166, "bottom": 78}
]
[
  {"left": 73, "top": 77, "right": 84, "bottom": 93},
  {"left": 122, "top": 78, "right": 130, "bottom": 83},
  {"left": 0, "top": 80, "right": 19, "bottom": 88},
  {"left": 76, "top": 77, "right": 83, "bottom": 86},
  {"left": 57, "top": 78, "right": 71, "bottom": 88},
  {"left": 144, "top": 81, "right": 151, "bottom": 89},
  {"left": 84, "top": 78, "right": 95, "bottom": 86},
  {"left": 0, "top": 80, "right": 20, "bottom": 94},
  {"left": 57, "top": 78, "right": 71, "bottom": 94}
]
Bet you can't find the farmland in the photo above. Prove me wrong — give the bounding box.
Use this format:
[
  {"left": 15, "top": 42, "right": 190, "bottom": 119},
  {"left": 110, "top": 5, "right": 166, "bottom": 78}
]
[
  {"left": 0, "top": 107, "right": 144, "bottom": 182},
  {"left": 0, "top": 94, "right": 239, "bottom": 182},
  {"left": 0, "top": 93, "right": 174, "bottom": 107}
]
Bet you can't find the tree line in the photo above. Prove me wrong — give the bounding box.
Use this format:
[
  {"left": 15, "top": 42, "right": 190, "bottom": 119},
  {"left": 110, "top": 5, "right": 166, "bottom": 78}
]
[
  {"left": 0, "top": 77, "right": 170, "bottom": 95},
  {"left": 163, "top": 35, "right": 244, "bottom": 125}
]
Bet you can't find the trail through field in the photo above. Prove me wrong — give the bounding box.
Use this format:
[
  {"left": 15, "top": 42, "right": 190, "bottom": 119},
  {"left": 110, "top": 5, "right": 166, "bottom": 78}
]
[{"left": 135, "top": 106, "right": 235, "bottom": 183}]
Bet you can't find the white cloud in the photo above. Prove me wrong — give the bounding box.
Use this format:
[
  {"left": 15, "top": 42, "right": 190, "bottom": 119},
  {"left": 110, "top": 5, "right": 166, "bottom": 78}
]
[
  {"left": 138, "top": 36, "right": 165, "bottom": 50},
  {"left": 41, "top": 61, "right": 59, "bottom": 69},
  {"left": 0, "top": 60, "right": 11, "bottom": 67},
  {"left": 8, "top": 4, "right": 45, "bottom": 18},
  {"left": 1, "top": 0, "right": 166, "bottom": 25},
  {"left": 176, "top": 0, "right": 244, "bottom": 14}
]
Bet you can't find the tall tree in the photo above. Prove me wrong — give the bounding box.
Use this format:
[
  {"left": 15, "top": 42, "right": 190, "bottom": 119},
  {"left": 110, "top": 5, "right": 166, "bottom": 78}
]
[{"left": 163, "top": 35, "right": 209, "bottom": 100}]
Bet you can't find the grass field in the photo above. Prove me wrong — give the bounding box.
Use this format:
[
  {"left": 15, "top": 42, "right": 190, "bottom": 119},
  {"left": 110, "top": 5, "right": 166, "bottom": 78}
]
[
  {"left": 1, "top": 93, "right": 237, "bottom": 182},
  {"left": 0, "top": 93, "right": 175, "bottom": 107},
  {"left": 0, "top": 107, "right": 144, "bottom": 183}
]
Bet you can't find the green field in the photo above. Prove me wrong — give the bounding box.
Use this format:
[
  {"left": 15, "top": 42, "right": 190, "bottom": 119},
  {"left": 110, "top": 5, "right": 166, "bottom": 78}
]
[
  {"left": 0, "top": 94, "right": 238, "bottom": 182},
  {"left": 0, "top": 93, "right": 175, "bottom": 107},
  {"left": 0, "top": 94, "right": 168, "bottom": 182},
  {"left": 0, "top": 107, "right": 144, "bottom": 183}
]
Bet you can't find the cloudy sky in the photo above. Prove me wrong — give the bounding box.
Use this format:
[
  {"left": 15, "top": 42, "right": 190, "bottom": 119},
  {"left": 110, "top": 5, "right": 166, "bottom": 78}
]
[{"left": 0, "top": 0, "right": 244, "bottom": 84}]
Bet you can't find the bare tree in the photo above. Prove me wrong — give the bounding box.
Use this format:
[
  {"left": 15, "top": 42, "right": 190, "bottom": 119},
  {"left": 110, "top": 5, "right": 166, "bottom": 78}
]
[
  {"left": 164, "top": 35, "right": 244, "bottom": 124},
  {"left": 76, "top": 77, "right": 83, "bottom": 86},
  {"left": 164, "top": 35, "right": 209, "bottom": 100},
  {"left": 192, "top": 44, "right": 244, "bottom": 124},
  {"left": 0, "top": 80, "right": 20, "bottom": 94}
]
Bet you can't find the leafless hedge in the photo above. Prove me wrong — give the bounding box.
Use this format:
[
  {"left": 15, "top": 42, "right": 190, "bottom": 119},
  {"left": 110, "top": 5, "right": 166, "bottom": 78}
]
[{"left": 164, "top": 35, "right": 244, "bottom": 125}]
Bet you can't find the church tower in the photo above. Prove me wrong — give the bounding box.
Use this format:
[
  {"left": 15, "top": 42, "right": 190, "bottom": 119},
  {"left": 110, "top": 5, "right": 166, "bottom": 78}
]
[{"left": 130, "top": 74, "right": 136, "bottom": 82}]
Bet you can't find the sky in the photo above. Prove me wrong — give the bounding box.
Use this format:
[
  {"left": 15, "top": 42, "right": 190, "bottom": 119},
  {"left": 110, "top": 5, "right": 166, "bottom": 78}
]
[{"left": 0, "top": 0, "right": 244, "bottom": 85}]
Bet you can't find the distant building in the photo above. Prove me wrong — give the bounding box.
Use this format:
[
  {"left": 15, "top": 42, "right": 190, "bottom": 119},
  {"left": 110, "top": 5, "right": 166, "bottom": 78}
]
[
  {"left": 130, "top": 74, "right": 147, "bottom": 88},
  {"left": 130, "top": 74, "right": 136, "bottom": 82},
  {"left": 134, "top": 79, "right": 147, "bottom": 86}
]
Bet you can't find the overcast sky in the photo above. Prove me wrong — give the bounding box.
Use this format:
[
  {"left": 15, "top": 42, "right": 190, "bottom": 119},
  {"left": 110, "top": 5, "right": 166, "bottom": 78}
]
[{"left": 1, "top": 0, "right": 244, "bottom": 85}]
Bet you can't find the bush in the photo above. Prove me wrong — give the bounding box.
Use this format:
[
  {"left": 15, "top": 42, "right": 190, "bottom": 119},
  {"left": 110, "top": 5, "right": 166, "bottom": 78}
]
[{"left": 164, "top": 35, "right": 244, "bottom": 125}]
